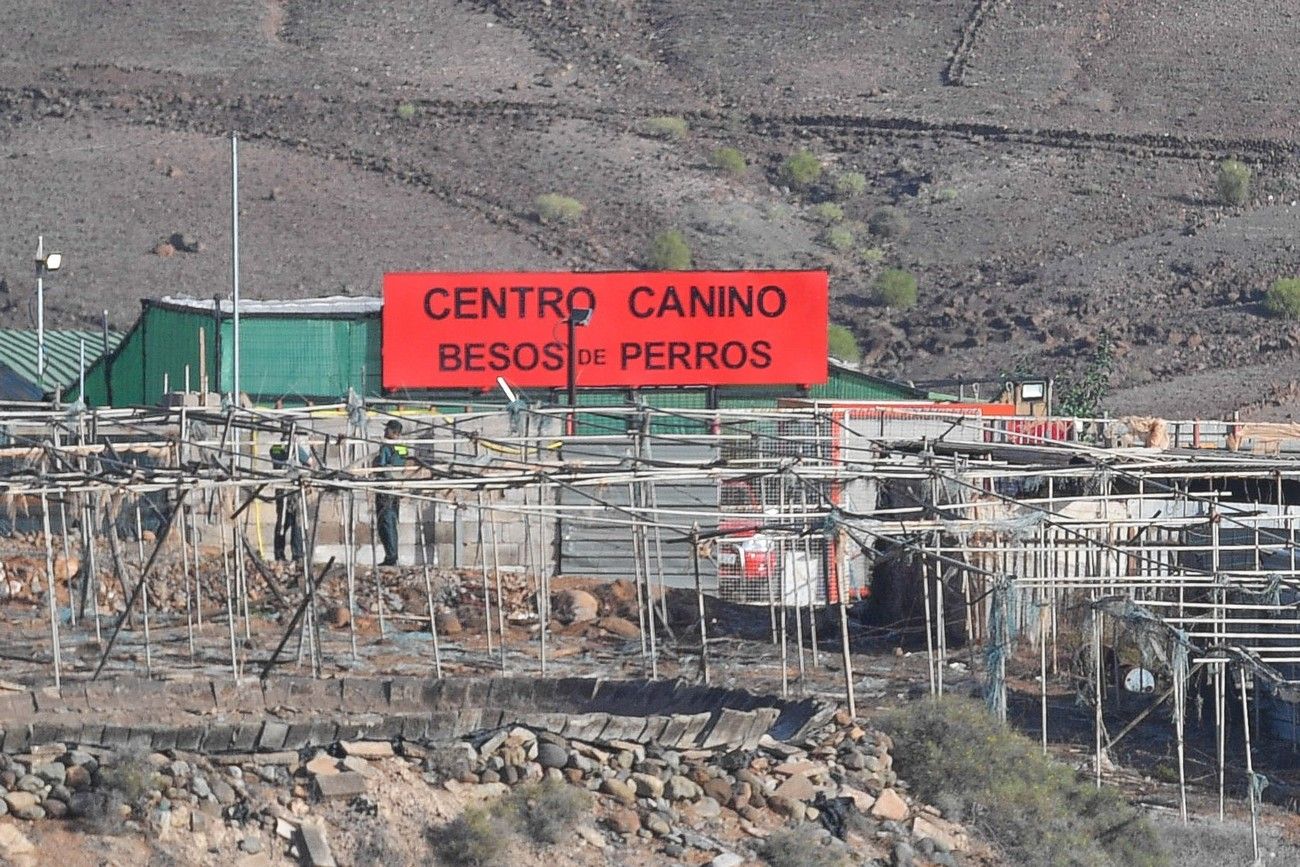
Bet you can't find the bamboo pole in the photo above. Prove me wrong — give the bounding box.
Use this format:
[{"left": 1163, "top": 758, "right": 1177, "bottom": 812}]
[
  {"left": 692, "top": 525, "right": 710, "bottom": 685},
  {"left": 417, "top": 517, "right": 443, "bottom": 678},
  {"left": 476, "top": 492, "right": 495, "bottom": 657},
  {"left": 1240, "top": 668, "right": 1260, "bottom": 862},
  {"left": 487, "top": 497, "right": 506, "bottom": 672},
  {"left": 40, "top": 493, "right": 62, "bottom": 687}
]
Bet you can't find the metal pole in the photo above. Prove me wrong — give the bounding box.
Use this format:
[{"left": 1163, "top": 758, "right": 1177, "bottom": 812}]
[
  {"left": 36, "top": 235, "right": 45, "bottom": 390},
  {"left": 230, "top": 131, "right": 241, "bottom": 403},
  {"left": 565, "top": 316, "right": 576, "bottom": 436},
  {"left": 691, "top": 525, "right": 710, "bottom": 684}
]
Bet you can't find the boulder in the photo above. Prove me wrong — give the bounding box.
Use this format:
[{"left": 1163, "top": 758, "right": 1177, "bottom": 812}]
[
  {"left": 631, "top": 772, "right": 664, "bottom": 799},
  {"left": 912, "top": 814, "right": 968, "bottom": 852},
  {"left": 600, "top": 777, "right": 636, "bottom": 806},
  {"left": 606, "top": 807, "right": 640, "bottom": 835},
  {"left": 871, "top": 788, "right": 909, "bottom": 822},
  {"left": 536, "top": 743, "right": 568, "bottom": 770}
]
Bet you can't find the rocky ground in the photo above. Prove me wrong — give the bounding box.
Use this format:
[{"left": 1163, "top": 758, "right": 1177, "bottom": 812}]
[
  {"left": 0, "top": 706, "right": 984, "bottom": 867},
  {"left": 1, "top": 524, "right": 1300, "bottom": 865},
  {"left": 3, "top": 2, "right": 1300, "bottom": 417}
]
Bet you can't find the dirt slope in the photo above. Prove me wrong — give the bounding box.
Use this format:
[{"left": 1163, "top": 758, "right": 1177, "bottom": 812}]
[{"left": 2, "top": 1, "right": 1299, "bottom": 417}]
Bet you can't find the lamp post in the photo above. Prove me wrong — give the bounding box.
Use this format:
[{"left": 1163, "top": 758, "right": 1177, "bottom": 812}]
[
  {"left": 565, "top": 306, "right": 593, "bottom": 436},
  {"left": 34, "top": 236, "right": 64, "bottom": 394}
]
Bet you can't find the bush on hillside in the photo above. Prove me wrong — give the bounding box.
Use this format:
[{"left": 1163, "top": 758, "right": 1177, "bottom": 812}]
[
  {"left": 811, "top": 202, "right": 845, "bottom": 224},
  {"left": 648, "top": 229, "right": 692, "bottom": 269},
  {"left": 427, "top": 807, "right": 511, "bottom": 866},
  {"left": 760, "top": 824, "right": 853, "bottom": 867},
  {"left": 643, "top": 115, "right": 689, "bottom": 140},
  {"left": 498, "top": 779, "right": 591, "bottom": 845},
  {"left": 781, "top": 150, "right": 822, "bottom": 189},
  {"left": 709, "top": 146, "right": 747, "bottom": 175},
  {"left": 873, "top": 268, "right": 917, "bottom": 308},
  {"left": 821, "top": 225, "right": 854, "bottom": 252},
  {"left": 1216, "top": 158, "right": 1251, "bottom": 206},
  {"left": 832, "top": 171, "right": 868, "bottom": 198},
  {"left": 534, "top": 194, "right": 585, "bottom": 225},
  {"left": 880, "top": 697, "right": 1166, "bottom": 867},
  {"left": 827, "top": 324, "right": 861, "bottom": 364},
  {"left": 868, "top": 205, "right": 910, "bottom": 239},
  {"left": 1265, "top": 277, "right": 1300, "bottom": 319}
]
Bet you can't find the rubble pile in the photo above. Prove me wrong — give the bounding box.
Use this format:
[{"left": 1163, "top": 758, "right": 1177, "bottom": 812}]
[
  {"left": 0, "top": 707, "right": 970, "bottom": 866},
  {"left": 433, "top": 706, "right": 967, "bottom": 866}
]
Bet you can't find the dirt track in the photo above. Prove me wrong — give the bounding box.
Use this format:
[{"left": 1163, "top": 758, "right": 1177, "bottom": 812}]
[{"left": 3, "top": 2, "right": 1300, "bottom": 418}]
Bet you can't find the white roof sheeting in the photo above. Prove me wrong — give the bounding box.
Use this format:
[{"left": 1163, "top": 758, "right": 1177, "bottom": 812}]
[{"left": 156, "top": 295, "right": 382, "bottom": 316}]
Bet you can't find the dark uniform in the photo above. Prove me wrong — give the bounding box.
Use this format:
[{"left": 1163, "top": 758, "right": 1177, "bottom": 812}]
[
  {"left": 271, "top": 439, "right": 312, "bottom": 562},
  {"left": 374, "top": 439, "right": 408, "bottom": 565}
]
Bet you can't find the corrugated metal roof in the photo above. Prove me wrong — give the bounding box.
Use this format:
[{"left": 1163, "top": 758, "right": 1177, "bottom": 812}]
[
  {"left": 157, "top": 295, "right": 381, "bottom": 316},
  {"left": 0, "top": 330, "right": 122, "bottom": 394}
]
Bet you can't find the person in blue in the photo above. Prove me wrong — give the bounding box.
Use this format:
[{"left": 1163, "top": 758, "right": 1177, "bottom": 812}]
[
  {"left": 270, "top": 427, "right": 314, "bottom": 562},
  {"left": 374, "top": 419, "right": 408, "bottom": 566}
]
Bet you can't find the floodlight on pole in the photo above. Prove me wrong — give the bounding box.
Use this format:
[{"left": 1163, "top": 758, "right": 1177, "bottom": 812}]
[
  {"left": 565, "top": 306, "right": 594, "bottom": 436},
  {"left": 34, "top": 236, "right": 65, "bottom": 392}
]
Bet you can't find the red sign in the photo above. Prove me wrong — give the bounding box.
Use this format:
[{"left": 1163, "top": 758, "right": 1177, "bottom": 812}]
[{"left": 382, "top": 271, "right": 829, "bottom": 389}]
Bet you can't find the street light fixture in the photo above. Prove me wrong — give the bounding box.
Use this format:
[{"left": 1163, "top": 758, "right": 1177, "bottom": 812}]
[
  {"left": 565, "top": 306, "right": 594, "bottom": 435},
  {"left": 34, "top": 236, "right": 65, "bottom": 392}
]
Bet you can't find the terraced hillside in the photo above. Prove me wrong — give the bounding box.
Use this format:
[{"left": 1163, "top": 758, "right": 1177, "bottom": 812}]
[{"left": 2, "top": 1, "right": 1300, "bottom": 416}]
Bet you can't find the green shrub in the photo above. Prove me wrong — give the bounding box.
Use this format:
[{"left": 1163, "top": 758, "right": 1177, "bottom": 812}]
[
  {"left": 499, "top": 778, "right": 591, "bottom": 845},
  {"left": 932, "top": 186, "right": 958, "bottom": 203},
  {"left": 831, "top": 171, "right": 868, "bottom": 198},
  {"left": 827, "top": 324, "right": 861, "bottom": 364},
  {"left": 873, "top": 268, "right": 917, "bottom": 308},
  {"left": 710, "top": 146, "right": 747, "bottom": 175},
  {"left": 98, "top": 750, "right": 157, "bottom": 807},
  {"left": 1265, "top": 277, "right": 1300, "bottom": 319},
  {"left": 428, "top": 807, "right": 510, "bottom": 866},
  {"left": 880, "top": 697, "right": 1166, "bottom": 867},
  {"left": 859, "top": 246, "right": 886, "bottom": 264},
  {"left": 396, "top": 102, "right": 417, "bottom": 120},
  {"left": 868, "top": 205, "right": 910, "bottom": 239},
  {"left": 760, "top": 824, "right": 853, "bottom": 867},
  {"left": 534, "top": 194, "right": 585, "bottom": 225},
  {"left": 821, "top": 225, "right": 854, "bottom": 252},
  {"left": 1216, "top": 158, "right": 1251, "bottom": 206},
  {"left": 781, "top": 150, "right": 822, "bottom": 189},
  {"left": 649, "top": 229, "right": 692, "bottom": 269},
  {"left": 810, "top": 202, "right": 845, "bottom": 224},
  {"left": 643, "top": 115, "right": 689, "bottom": 140}
]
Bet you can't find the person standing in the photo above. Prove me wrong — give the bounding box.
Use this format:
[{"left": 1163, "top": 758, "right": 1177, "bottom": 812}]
[
  {"left": 271, "top": 427, "right": 314, "bottom": 562},
  {"left": 374, "top": 419, "right": 408, "bottom": 566}
]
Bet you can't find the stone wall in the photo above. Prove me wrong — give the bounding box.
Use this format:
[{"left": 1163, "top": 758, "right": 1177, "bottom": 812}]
[{"left": 0, "top": 676, "right": 831, "bottom": 757}]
